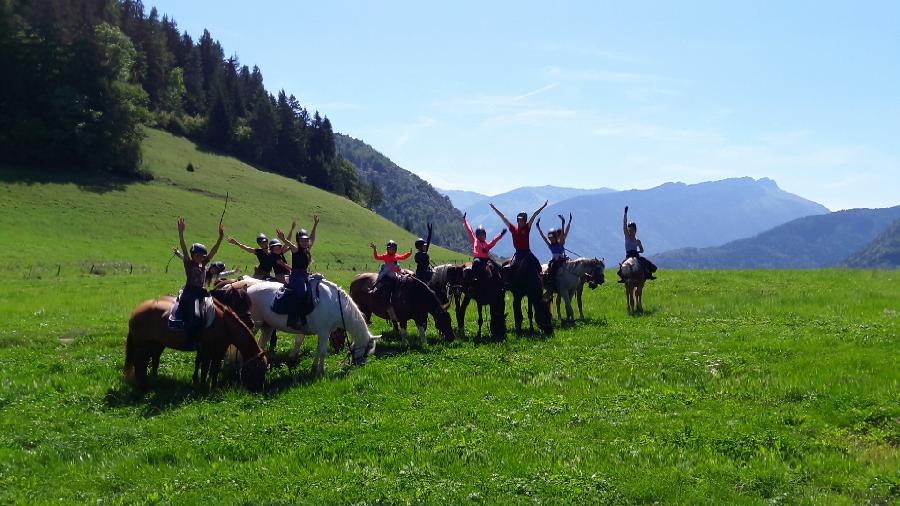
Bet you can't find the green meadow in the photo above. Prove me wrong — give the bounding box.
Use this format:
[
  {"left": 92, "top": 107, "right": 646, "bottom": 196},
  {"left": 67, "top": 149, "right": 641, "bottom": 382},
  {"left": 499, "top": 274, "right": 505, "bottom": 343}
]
[{"left": 0, "top": 132, "right": 897, "bottom": 504}]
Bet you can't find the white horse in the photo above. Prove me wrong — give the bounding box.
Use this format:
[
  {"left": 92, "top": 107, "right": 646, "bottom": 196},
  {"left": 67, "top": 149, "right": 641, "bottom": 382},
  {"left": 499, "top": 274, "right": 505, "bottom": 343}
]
[
  {"left": 544, "top": 257, "right": 606, "bottom": 323},
  {"left": 243, "top": 278, "right": 379, "bottom": 376}
]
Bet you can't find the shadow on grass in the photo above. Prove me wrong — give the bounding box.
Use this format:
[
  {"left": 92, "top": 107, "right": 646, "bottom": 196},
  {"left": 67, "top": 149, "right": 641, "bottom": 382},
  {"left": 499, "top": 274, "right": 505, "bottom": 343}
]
[
  {"left": 105, "top": 375, "right": 221, "bottom": 416},
  {"left": 0, "top": 165, "right": 145, "bottom": 194}
]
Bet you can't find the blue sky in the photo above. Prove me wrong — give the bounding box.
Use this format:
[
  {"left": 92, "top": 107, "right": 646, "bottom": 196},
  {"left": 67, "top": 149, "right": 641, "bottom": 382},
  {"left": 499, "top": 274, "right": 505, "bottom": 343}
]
[{"left": 150, "top": 0, "right": 899, "bottom": 210}]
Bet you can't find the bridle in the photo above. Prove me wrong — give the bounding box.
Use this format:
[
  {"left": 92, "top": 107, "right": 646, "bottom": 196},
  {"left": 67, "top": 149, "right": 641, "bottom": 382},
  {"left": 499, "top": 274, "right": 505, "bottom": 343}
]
[{"left": 241, "top": 349, "right": 267, "bottom": 370}]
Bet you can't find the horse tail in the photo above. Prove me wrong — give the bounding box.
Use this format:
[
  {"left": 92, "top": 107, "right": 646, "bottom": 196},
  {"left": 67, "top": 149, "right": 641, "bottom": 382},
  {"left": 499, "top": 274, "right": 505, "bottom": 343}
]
[{"left": 123, "top": 329, "right": 136, "bottom": 383}]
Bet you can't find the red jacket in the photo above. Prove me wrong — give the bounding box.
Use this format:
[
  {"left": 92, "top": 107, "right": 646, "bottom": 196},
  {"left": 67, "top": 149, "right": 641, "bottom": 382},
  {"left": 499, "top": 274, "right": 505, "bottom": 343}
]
[
  {"left": 373, "top": 250, "right": 411, "bottom": 273},
  {"left": 464, "top": 217, "right": 503, "bottom": 259}
]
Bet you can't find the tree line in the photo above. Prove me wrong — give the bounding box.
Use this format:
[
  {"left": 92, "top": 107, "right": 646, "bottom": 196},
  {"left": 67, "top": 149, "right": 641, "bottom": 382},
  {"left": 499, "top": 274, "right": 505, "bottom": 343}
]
[{"left": 0, "top": 0, "right": 370, "bottom": 204}]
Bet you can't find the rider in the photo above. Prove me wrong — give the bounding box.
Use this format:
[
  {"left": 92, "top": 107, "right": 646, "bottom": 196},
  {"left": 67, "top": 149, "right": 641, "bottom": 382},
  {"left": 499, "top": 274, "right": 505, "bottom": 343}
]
[
  {"left": 413, "top": 222, "right": 434, "bottom": 283},
  {"left": 369, "top": 240, "right": 412, "bottom": 305},
  {"left": 268, "top": 238, "right": 291, "bottom": 284},
  {"left": 204, "top": 261, "right": 237, "bottom": 288},
  {"left": 618, "top": 206, "right": 657, "bottom": 282},
  {"left": 489, "top": 200, "right": 547, "bottom": 279},
  {"left": 276, "top": 215, "right": 318, "bottom": 328},
  {"left": 536, "top": 213, "right": 572, "bottom": 293},
  {"left": 176, "top": 217, "right": 224, "bottom": 339},
  {"left": 227, "top": 233, "right": 275, "bottom": 279},
  {"left": 463, "top": 212, "right": 506, "bottom": 283}
]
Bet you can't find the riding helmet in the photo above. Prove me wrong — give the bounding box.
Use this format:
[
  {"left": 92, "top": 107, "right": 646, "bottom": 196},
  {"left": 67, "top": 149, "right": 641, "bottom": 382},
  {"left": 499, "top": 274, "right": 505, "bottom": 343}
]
[
  {"left": 190, "top": 243, "right": 208, "bottom": 256},
  {"left": 386, "top": 239, "right": 398, "bottom": 249},
  {"left": 210, "top": 261, "right": 225, "bottom": 271},
  {"left": 415, "top": 238, "right": 426, "bottom": 248},
  {"left": 475, "top": 225, "right": 486, "bottom": 235},
  {"left": 296, "top": 228, "right": 309, "bottom": 240},
  {"left": 548, "top": 227, "right": 557, "bottom": 237},
  {"left": 268, "top": 238, "right": 282, "bottom": 247},
  {"left": 516, "top": 211, "right": 528, "bottom": 221},
  {"left": 256, "top": 233, "right": 268, "bottom": 244},
  {"left": 627, "top": 222, "right": 637, "bottom": 231}
]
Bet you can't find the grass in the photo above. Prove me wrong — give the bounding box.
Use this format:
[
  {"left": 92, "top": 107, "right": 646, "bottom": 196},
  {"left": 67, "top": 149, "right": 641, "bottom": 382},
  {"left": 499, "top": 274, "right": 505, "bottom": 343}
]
[{"left": 0, "top": 132, "right": 898, "bottom": 503}]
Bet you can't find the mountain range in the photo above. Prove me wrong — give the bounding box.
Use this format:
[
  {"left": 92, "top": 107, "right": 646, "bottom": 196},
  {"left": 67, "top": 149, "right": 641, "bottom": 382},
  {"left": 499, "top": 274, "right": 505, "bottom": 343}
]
[{"left": 656, "top": 207, "right": 900, "bottom": 269}]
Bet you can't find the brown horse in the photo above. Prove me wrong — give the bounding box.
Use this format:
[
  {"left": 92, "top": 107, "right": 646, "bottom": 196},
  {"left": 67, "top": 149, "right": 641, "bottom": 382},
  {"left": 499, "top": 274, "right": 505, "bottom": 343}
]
[
  {"left": 349, "top": 273, "right": 455, "bottom": 347},
  {"left": 124, "top": 298, "right": 268, "bottom": 391},
  {"left": 619, "top": 257, "right": 645, "bottom": 315}
]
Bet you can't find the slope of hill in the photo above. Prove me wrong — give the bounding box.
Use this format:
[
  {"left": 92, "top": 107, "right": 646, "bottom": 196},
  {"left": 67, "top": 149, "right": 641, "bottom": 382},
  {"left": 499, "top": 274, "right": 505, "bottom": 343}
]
[
  {"left": 437, "top": 188, "right": 488, "bottom": 210},
  {"left": 462, "top": 185, "right": 616, "bottom": 232},
  {"left": 475, "top": 177, "right": 829, "bottom": 262},
  {"left": 655, "top": 206, "right": 900, "bottom": 268},
  {"left": 334, "top": 134, "right": 467, "bottom": 252},
  {"left": 844, "top": 218, "right": 900, "bottom": 268},
  {"left": 0, "top": 129, "right": 466, "bottom": 275}
]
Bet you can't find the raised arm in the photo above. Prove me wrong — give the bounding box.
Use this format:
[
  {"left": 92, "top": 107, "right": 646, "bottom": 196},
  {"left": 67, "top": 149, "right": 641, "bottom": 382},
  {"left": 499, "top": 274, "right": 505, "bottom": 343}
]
[
  {"left": 227, "top": 237, "right": 256, "bottom": 254},
  {"left": 623, "top": 206, "right": 629, "bottom": 236},
  {"left": 535, "top": 218, "right": 550, "bottom": 247},
  {"left": 489, "top": 203, "right": 512, "bottom": 228},
  {"left": 486, "top": 228, "right": 507, "bottom": 250},
  {"left": 425, "top": 222, "right": 433, "bottom": 252},
  {"left": 396, "top": 250, "right": 412, "bottom": 261},
  {"left": 462, "top": 213, "right": 475, "bottom": 242},
  {"left": 177, "top": 217, "right": 188, "bottom": 258},
  {"left": 286, "top": 220, "right": 296, "bottom": 242},
  {"left": 564, "top": 213, "right": 572, "bottom": 237},
  {"left": 276, "top": 228, "right": 298, "bottom": 253},
  {"left": 205, "top": 223, "right": 225, "bottom": 263},
  {"left": 527, "top": 200, "right": 549, "bottom": 228},
  {"left": 308, "top": 214, "right": 319, "bottom": 248}
]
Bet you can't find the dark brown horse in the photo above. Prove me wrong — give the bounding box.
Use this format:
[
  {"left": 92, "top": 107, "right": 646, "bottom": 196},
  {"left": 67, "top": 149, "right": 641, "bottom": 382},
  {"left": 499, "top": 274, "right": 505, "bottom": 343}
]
[
  {"left": 456, "top": 263, "right": 506, "bottom": 342},
  {"left": 349, "top": 273, "right": 455, "bottom": 346},
  {"left": 124, "top": 298, "right": 267, "bottom": 391},
  {"left": 502, "top": 256, "right": 553, "bottom": 336}
]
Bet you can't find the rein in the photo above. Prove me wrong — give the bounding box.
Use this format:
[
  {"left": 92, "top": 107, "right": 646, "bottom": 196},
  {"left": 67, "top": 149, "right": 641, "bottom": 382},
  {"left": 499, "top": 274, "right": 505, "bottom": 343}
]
[{"left": 241, "top": 349, "right": 267, "bottom": 369}]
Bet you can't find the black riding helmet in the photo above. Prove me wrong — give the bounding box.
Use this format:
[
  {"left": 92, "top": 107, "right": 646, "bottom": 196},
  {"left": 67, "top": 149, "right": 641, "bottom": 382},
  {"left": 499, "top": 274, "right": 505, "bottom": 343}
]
[
  {"left": 627, "top": 222, "right": 637, "bottom": 231},
  {"left": 516, "top": 211, "right": 528, "bottom": 221},
  {"left": 269, "top": 238, "right": 282, "bottom": 248},
  {"left": 386, "top": 239, "right": 398, "bottom": 249},
  {"left": 415, "top": 237, "right": 426, "bottom": 249},
  {"left": 210, "top": 261, "right": 225, "bottom": 271},
  {"left": 475, "top": 225, "right": 487, "bottom": 237},
  {"left": 296, "top": 229, "right": 309, "bottom": 241},
  {"left": 548, "top": 227, "right": 557, "bottom": 238},
  {"left": 256, "top": 233, "right": 268, "bottom": 244},
  {"left": 190, "top": 243, "right": 208, "bottom": 256}
]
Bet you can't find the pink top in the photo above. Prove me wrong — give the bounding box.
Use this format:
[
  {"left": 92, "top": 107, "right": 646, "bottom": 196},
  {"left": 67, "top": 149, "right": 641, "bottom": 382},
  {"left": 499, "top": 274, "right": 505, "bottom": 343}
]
[{"left": 464, "top": 217, "right": 503, "bottom": 259}]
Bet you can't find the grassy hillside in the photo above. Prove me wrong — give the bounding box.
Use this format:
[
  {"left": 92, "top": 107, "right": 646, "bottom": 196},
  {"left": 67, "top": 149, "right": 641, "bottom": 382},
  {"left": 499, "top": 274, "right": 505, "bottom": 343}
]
[
  {"left": 846, "top": 218, "right": 900, "bottom": 268},
  {"left": 0, "top": 270, "right": 897, "bottom": 503},
  {"left": 0, "top": 129, "right": 468, "bottom": 277},
  {"left": 657, "top": 206, "right": 900, "bottom": 269}
]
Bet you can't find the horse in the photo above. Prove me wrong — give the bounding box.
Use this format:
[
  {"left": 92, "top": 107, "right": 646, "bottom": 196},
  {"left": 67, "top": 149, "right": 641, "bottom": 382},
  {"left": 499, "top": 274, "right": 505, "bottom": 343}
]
[
  {"left": 456, "top": 263, "right": 506, "bottom": 342},
  {"left": 619, "top": 256, "right": 645, "bottom": 314},
  {"left": 501, "top": 255, "right": 553, "bottom": 336},
  {"left": 348, "top": 273, "right": 455, "bottom": 347},
  {"left": 242, "top": 278, "right": 379, "bottom": 377},
  {"left": 124, "top": 298, "right": 268, "bottom": 392},
  {"left": 429, "top": 263, "right": 464, "bottom": 308},
  {"left": 544, "top": 257, "right": 606, "bottom": 324}
]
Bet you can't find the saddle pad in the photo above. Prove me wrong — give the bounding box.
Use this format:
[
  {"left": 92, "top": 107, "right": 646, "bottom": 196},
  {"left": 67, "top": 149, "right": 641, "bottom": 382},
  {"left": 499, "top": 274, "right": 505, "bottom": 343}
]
[{"left": 167, "top": 291, "right": 215, "bottom": 329}]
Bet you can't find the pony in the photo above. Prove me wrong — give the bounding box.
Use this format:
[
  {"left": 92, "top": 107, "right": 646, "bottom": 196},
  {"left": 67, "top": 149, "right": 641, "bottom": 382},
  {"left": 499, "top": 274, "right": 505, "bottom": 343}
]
[
  {"left": 619, "top": 256, "right": 645, "bottom": 314},
  {"left": 124, "top": 298, "right": 267, "bottom": 392},
  {"left": 456, "top": 263, "right": 506, "bottom": 342},
  {"left": 429, "top": 263, "right": 464, "bottom": 308},
  {"left": 501, "top": 256, "right": 553, "bottom": 336},
  {"left": 543, "top": 257, "right": 605, "bottom": 324},
  {"left": 348, "top": 273, "right": 455, "bottom": 347},
  {"left": 243, "top": 279, "right": 378, "bottom": 376}
]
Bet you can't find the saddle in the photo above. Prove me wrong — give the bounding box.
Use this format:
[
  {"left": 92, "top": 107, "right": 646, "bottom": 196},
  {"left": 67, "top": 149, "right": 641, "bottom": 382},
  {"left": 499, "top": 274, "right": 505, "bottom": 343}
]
[
  {"left": 271, "top": 274, "right": 324, "bottom": 326},
  {"left": 167, "top": 290, "right": 216, "bottom": 340}
]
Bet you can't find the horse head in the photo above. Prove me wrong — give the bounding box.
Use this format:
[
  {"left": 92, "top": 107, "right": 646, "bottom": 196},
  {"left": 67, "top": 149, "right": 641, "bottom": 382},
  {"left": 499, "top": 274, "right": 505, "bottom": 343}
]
[
  {"left": 588, "top": 258, "right": 606, "bottom": 289},
  {"left": 218, "top": 304, "right": 267, "bottom": 392}
]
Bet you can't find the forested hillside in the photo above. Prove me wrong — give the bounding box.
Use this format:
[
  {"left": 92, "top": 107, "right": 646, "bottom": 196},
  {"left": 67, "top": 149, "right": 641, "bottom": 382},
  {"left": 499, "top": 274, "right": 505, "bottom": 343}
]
[
  {"left": 1, "top": 0, "right": 361, "bottom": 201},
  {"left": 845, "top": 218, "right": 900, "bottom": 268},
  {"left": 335, "top": 133, "right": 468, "bottom": 251}
]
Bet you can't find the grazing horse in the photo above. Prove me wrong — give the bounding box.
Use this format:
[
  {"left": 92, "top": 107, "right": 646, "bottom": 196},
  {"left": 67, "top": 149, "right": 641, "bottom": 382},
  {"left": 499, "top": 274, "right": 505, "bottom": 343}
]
[
  {"left": 502, "top": 257, "right": 553, "bottom": 336},
  {"left": 348, "top": 273, "right": 455, "bottom": 347},
  {"left": 456, "top": 263, "right": 506, "bottom": 342},
  {"left": 243, "top": 279, "right": 379, "bottom": 376},
  {"left": 124, "top": 298, "right": 267, "bottom": 392},
  {"left": 620, "top": 256, "right": 645, "bottom": 314},
  {"left": 544, "top": 257, "right": 605, "bottom": 323}
]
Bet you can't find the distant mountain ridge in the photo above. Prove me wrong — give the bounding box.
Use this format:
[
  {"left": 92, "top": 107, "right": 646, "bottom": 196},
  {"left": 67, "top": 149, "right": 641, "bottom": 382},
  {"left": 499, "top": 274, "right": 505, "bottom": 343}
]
[
  {"left": 845, "top": 218, "right": 900, "bottom": 268},
  {"left": 460, "top": 185, "right": 617, "bottom": 231},
  {"left": 335, "top": 134, "right": 468, "bottom": 252},
  {"left": 656, "top": 206, "right": 900, "bottom": 269},
  {"left": 438, "top": 188, "right": 487, "bottom": 210},
  {"left": 476, "top": 177, "right": 829, "bottom": 262}
]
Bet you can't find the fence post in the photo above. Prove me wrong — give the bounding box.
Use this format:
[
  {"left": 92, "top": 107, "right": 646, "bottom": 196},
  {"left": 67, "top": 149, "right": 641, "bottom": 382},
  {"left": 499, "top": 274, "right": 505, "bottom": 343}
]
[
  {"left": 130, "top": 264, "right": 133, "bottom": 274},
  {"left": 56, "top": 265, "right": 61, "bottom": 277},
  {"left": 90, "top": 264, "right": 94, "bottom": 275}
]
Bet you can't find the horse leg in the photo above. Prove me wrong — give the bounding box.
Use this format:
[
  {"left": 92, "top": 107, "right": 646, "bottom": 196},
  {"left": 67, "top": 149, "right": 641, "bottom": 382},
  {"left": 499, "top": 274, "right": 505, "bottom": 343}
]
[
  {"left": 312, "top": 333, "right": 328, "bottom": 377},
  {"left": 527, "top": 297, "right": 534, "bottom": 336},
  {"left": 149, "top": 344, "right": 163, "bottom": 376},
  {"left": 476, "top": 303, "right": 484, "bottom": 342},
  {"left": 134, "top": 347, "right": 151, "bottom": 390},
  {"left": 513, "top": 294, "right": 524, "bottom": 336},
  {"left": 562, "top": 288, "right": 574, "bottom": 323},
  {"left": 399, "top": 321, "right": 409, "bottom": 347},
  {"left": 456, "top": 294, "right": 471, "bottom": 337},
  {"left": 555, "top": 294, "right": 563, "bottom": 322},
  {"left": 208, "top": 346, "right": 227, "bottom": 390},
  {"left": 258, "top": 325, "right": 274, "bottom": 354},
  {"left": 637, "top": 283, "right": 644, "bottom": 314},
  {"left": 576, "top": 283, "right": 585, "bottom": 320},
  {"left": 193, "top": 351, "right": 202, "bottom": 385},
  {"left": 290, "top": 333, "right": 305, "bottom": 361},
  {"left": 416, "top": 318, "right": 427, "bottom": 348}
]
